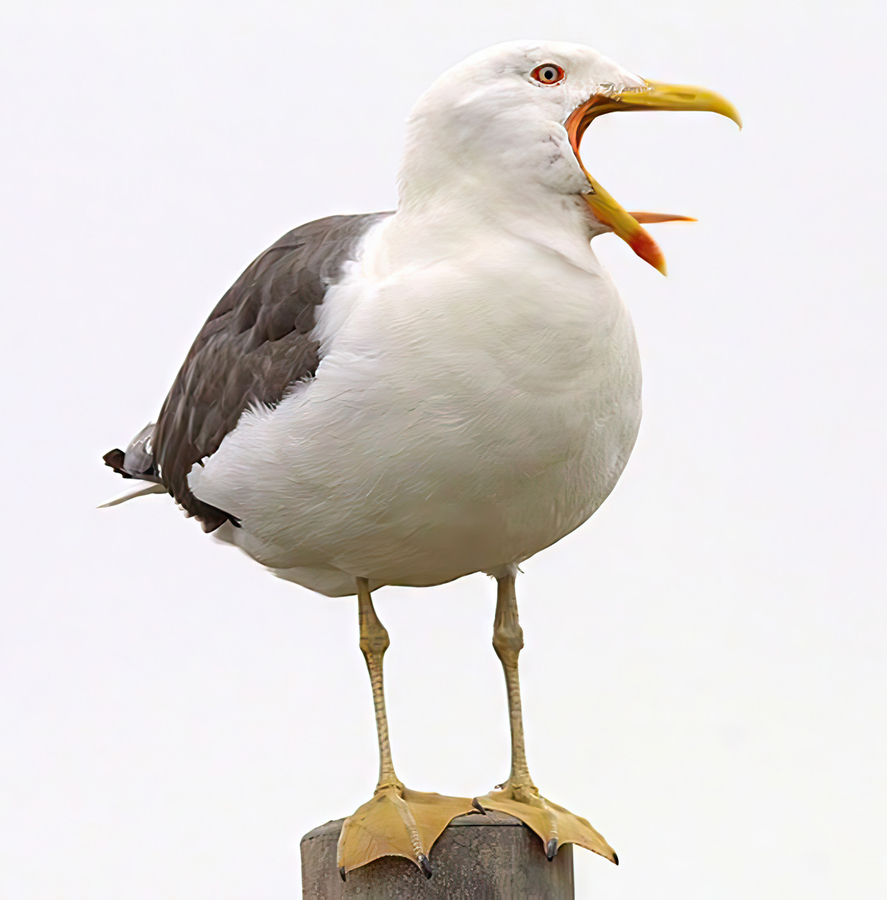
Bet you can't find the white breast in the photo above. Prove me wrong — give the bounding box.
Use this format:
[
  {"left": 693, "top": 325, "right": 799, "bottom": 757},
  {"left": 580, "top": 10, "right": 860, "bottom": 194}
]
[{"left": 190, "top": 220, "right": 642, "bottom": 596}]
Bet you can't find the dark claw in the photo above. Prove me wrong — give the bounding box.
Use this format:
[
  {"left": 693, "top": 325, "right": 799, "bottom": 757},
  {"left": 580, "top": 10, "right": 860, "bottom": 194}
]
[
  {"left": 546, "top": 838, "right": 558, "bottom": 861},
  {"left": 472, "top": 797, "right": 487, "bottom": 814},
  {"left": 339, "top": 866, "right": 347, "bottom": 882},
  {"left": 419, "top": 854, "right": 433, "bottom": 879},
  {"left": 613, "top": 851, "right": 619, "bottom": 866}
]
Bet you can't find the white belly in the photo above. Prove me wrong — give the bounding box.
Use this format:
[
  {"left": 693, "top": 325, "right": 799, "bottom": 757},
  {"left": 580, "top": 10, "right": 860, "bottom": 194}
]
[{"left": 190, "top": 236, "right": 642, "bottom": 596}]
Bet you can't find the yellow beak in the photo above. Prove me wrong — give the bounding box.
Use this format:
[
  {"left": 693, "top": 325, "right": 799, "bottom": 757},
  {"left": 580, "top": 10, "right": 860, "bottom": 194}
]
[{"left": 564, "top": 81, "right": 742, "bottom": 274}]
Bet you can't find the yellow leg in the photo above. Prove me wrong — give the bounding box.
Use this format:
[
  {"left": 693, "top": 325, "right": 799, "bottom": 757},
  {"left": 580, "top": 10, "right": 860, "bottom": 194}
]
[
  {"left": 476, "top": 573, "right": 618, "bottom": 864},
  {"left": 358, "top": 575, "right": 398, "bottom": 792},
  {"left": 336, "top": 578, "right": 476, "bottom": 879}
]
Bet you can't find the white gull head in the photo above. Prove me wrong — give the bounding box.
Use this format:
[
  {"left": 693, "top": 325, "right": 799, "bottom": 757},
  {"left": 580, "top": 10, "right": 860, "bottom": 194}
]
[
  {"left": 398, "top": 41, "right": 644, "bottom": 209},
  {"left": 395, "top": 40, "right": 741, "bottom": 273}
]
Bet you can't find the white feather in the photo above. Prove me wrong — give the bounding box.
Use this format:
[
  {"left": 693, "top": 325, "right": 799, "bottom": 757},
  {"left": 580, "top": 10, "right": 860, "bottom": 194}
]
[{"left": 98, "top": 482, "right": 167, "bottom": 508}]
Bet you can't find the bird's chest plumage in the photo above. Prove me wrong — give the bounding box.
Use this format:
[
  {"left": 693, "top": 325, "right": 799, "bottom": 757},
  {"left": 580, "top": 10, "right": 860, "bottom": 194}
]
[{"left": 362, "top": 250, "right": 642, "bottom": 541}]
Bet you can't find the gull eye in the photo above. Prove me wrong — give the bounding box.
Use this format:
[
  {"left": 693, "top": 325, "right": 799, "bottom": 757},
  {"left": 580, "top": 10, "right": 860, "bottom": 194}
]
[{"left": 530, "top": 63, "right": 566, "bottom": 86}]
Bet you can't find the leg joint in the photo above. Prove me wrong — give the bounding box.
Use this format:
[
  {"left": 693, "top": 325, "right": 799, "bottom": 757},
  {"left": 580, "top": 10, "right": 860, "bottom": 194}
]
[
  {"left": 359, "top": 628, "right": 390, "bottom": 658},
  {"left": 492, "top": 621, "right": 524, "bottom": 665}
]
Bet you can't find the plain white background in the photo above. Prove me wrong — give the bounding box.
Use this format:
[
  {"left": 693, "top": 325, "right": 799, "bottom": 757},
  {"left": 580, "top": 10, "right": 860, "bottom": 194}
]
[{"left": 2, "top": 1, "right": 885, "bottom": 897}]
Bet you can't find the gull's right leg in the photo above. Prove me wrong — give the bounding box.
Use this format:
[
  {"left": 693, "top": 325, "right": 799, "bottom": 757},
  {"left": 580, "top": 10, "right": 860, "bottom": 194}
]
[{"left": 336, "top": 577, "right": 476, "bottom": 879}]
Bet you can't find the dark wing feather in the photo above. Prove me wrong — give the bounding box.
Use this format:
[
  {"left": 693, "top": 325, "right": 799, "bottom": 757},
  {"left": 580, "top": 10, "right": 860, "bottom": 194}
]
[
  {"left": 103, "top": 424, "right": 160, "bottom": 482},
  {"left": 143, "top": 212, "right": 390, "bottom": 532}
]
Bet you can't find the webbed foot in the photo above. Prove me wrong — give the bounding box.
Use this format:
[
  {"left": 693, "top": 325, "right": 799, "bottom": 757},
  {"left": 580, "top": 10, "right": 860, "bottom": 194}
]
[
  {"left": 476, "top": 781, "right": 617, "bottom": 864},
  {"left": 337, "top": 781, "right": 477, "bottom": 877}
]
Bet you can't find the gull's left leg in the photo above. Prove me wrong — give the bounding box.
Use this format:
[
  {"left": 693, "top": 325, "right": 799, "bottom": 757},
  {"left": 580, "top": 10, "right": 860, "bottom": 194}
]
[
  {"left": 475, "top": 573, "right": 618, "bottom": 864},
  {"left": 336, "top": 577, "right": 476, "bottom": 879}
]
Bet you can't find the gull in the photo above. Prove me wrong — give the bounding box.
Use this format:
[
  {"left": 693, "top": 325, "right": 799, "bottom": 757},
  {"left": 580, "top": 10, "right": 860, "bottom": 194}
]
[{"left": 102, "top": 40, "right": 739, "bottom": 878}]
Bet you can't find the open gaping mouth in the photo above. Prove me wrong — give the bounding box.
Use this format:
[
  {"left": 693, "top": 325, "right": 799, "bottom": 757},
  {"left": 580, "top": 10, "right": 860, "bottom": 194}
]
[{"left": 564, "top": 81, "right": 741, "bottom": 274}]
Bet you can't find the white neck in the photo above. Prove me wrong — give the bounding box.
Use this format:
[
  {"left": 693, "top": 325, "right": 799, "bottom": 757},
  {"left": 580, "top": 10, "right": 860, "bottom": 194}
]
[{"left": 384, "top": 89, "right": 608, "bottom": 274}]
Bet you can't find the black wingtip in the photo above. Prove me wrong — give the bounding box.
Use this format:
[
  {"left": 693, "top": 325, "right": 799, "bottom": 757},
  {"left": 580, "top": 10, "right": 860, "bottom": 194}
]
[
  {"left": 103, "top": 448, "right": 132, "bottom": 478},
  {"left": 419, "top": 854, "right": 433, "bottom": 879},
  {"left": 546, "top": 838, "right": 558, "bottom": 861},
  {"left": 612, "top": 851, "right": 619, "bottom": 866},
  {"left": 339, "top": 866, "right": 346, "bottom": 882}
]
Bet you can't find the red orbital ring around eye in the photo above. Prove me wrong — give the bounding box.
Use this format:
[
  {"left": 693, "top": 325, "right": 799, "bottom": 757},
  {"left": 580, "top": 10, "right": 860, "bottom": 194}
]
[{"left": 530, "top": 64, "right": 566, "bottom": 85}]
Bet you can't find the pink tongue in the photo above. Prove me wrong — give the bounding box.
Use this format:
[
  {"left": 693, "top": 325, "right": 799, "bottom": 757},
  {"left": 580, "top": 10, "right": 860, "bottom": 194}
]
[{"left": 628, "top": 211, "right": 697, "bottom": 224}]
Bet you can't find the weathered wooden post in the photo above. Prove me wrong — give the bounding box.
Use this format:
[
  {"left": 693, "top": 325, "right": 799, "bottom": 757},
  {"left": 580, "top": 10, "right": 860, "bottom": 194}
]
[{"left": 301, "top": 810, "right": 575, "bottom": 899}]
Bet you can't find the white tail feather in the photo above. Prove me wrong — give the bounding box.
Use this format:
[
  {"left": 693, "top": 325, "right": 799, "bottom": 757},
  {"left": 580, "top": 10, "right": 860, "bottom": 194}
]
[{"left": 98, "top": 482, "right": 167, "bottom": 508}]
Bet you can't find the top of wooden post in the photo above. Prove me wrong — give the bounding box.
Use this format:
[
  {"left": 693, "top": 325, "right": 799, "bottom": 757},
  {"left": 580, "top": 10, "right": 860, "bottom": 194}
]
[{"left": 301, "top": 810, "right": 575, "bottom": 899}]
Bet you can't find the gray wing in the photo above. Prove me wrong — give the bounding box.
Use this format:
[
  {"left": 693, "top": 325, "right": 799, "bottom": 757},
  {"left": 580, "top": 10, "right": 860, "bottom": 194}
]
[{"left": 104, "top": 212, "right": 391, "bottom": 532}]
